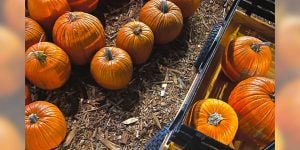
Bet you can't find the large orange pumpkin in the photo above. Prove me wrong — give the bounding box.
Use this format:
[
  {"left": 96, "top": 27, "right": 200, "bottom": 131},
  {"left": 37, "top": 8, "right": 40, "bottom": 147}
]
[
  {"left": 91, "top": 47, "right": 133, "bottom": 90},
  {"left": 116, "top": 21, "right": 154, "bottom": 64},
  {"left": 68, "top": 0, "right": 99, "bottom": 12},
  {"left": 25, "top": 85, "right": 31, "bottom": 105},
  {"left": 139, "top": 0, "right": 183, "bottom": 44},
  {"left": 187, "top": 98, "right": 238, "bottom": 145},
  {"left": 53, "top": 12, "right": 106, "bottom": 65},
  {"left": 25, "top": 42, "right": 71, "bottom": 90},
  {"left": 25, "top": 101, "right": 67, "bottom": 150},
  {"left": 0, "top": 116, "right": 23, "bottom": 150},
  {"left": 228, "top": 77, "right": 275, "bottom": 145},
  {"left": 168, "top": 0, "right": 201, "bottom": 17},
  {"left": 28, "top": 0, "right": 70, "bottom": 32},
  {"left": 222, "top": 36, "right": 272, "bottom": 82},
  {"left": 25, "top": 17, "right": 46, "bottom": 50}
]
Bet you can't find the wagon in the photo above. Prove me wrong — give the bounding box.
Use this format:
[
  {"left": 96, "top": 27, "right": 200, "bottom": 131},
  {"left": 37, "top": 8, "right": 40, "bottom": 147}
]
[{"left": 145, "top": 0, "right": 275, "bottom": 149}]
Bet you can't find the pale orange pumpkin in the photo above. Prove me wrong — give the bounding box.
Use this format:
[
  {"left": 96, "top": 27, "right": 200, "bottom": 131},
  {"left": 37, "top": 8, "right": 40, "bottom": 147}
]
[
  {"left": 116, "top": 21, "right": 154, "bottom": 64},
  {"left": 188, "top": 98, "right": 238, "bottom": 145},
  {"left": 53, "top": 12, "right": 106, "bottom": 65},
  {"left": 25, "top": 42, "right": 71, "bottom": 90},
  {"left": 91, "top": 47, "right": 133, "bottom": 90},
  {"left": 25, "top": 101, "right": 67, "bottom": 150}
]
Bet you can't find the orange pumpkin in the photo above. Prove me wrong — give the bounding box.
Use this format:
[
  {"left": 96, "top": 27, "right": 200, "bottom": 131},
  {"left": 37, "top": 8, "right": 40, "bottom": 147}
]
[
  {"left": 25, "top": 42, "right": 71, "bottom": 90},
  {"left": 0, "top": 116, "right": 23, "bottom": 150},
  {"left": 228, "top": 77, "right": 275, "bottom": 145},
  {"left": 25, "top": 17, "right": 46, "bottom": 50},
  {"left": 116, "top": 21, "right": 154, "bottom": 64},
  {"left": 53, "top": 12, "right": 106, "bottom": 65},
  {"left": 168, "top": 0, "right": 201, "bottom": 17},
  {"left": 139, "top": 0, "right": 183, "bottom": 44},
  {"left": 188, "top": 98, "right": 238, "bottom": 145},
  {"left": 25, "top": 101, "right": 67, "bottom": 150},
  {"left": 68, "top": 0, "right": 99, "bottom": 12},
  {"left": 222, "top": 36, "right": 272, "bottom": 82},
  {"left": 28, "top": 0, "right": 70, "bottom": 32},
  {"left": 91, "top": 47, "right": 133, "bottom": 90},
  {"left": 25, "top": 85, "right": 31, "bottom": 105}
]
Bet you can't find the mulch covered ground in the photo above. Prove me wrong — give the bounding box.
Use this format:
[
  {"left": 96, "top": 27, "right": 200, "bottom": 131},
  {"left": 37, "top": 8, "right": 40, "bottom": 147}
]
[{"left": 29, "top": 0, "right": 233, "bottom": 149}]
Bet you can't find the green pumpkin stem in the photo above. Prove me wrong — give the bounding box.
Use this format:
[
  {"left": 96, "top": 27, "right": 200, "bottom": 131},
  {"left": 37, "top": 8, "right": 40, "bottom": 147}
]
[
  {"left": 208, "top": 112, "right": 223, "bottom": 126},
  {"left": 133, "top": 26, "right": 142, "bottom": 35},
  {"left": 105, "top": 48, "right": 113, "bottom": 61},
  {"left": 161, "top": 0, "right": 168, "bottom": 13},
  {"left": 29, "top": 113, "right": 39, "bottom": 124},
  {"left": 33, "top": 51, "right": 47, "bottom": 63},
  {"left": 251, "top": 42, "right": 272, "bottom": 52},
  {"left": 68, "top": 12, "right": 77, "bottom": 22}
]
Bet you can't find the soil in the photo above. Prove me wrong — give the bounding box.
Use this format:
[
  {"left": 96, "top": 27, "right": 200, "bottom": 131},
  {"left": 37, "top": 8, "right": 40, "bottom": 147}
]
[{"left": 27, "top": 0, "right": 234, "bottom": 149}]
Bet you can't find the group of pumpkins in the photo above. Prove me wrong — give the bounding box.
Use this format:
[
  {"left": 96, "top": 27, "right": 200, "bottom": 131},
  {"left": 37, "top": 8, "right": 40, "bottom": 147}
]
[
  {"left": 188, "top": 31, "right": 275, "bottom": 148},
  {"left": 25, "top": 0, "right": 201, "bottom": 149}
]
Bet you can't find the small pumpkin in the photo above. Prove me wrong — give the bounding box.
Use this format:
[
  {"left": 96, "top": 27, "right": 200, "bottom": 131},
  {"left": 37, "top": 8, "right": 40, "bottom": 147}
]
[
  {"left": 25, "top": 17, "right": 46, "bottom": 50},
  {"left": 25, "top": 101, "right": 67, "bottom": 150},
  {"left": 25, "top": 85, "right": 31, "bottom": 105},
  {"left": 0, "top": 116, "right": 23, "bottom": 150},
  {"left": 116, "top": 21, "right": 154, "bottom": 64},
  {"left": 91, "top": 47, "right": 133, "bottom": 90},
  {"left": 25, "top": 42, "right": 71, "bottom": 90},
  {"left": 222, "top": 36, "right": 272, "bottom": 82},
  {"left": 139, "top": 0, "right": 183, "bottom": 44},
  {"left": 168, "top": 0, "right": 201, "bottom": 17},
  {"left": 228, "top": 77, "right": 275, "bottom": 145},
  {"left": 68, "top": 0, "right": 99, "bottom": 12},
  {"left": 53, "top": 12, "right": 106, "bottom": 65},
  {"left": 187, "top": 98, "right": 238, "bottom": 145},
  {"left": 28, "top": 0, "right": 70, "bottom": 32}
]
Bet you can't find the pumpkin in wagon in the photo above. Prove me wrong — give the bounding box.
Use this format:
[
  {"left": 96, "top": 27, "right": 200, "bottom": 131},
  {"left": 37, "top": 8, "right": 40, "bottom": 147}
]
[
  {"left": 67, "top": 0, "right": 99, "bottom": 12},
  {"left": 139, "top": 0, "right": 183, "bottom": 44},
  {"left": 169, "top": 0, "right": 201, "bottom": 17},
  {"left": 91, "top": 47, "right": 133, "bottom": 90},
  {"left": 25, "top": 17, "right": 46, "bottom": 50},
  {"left": 25, "top": 42, "right": 71, "bottom": 90},
  {"left": 25, "top": 101, "right": 67, "bottom": 150},
  {"left": 228, "top": 77, "right": 275, "bottom": 145},
  {"left": 28, "top": 0, "right": 70, "bottom": 32},
  {"left": 222, "top": 36, "right": 272, "bottom": 82},
  {"left": 116, "top": 21, "right": 154, "bottom": 64},
  {"left": 53, "top": 12, "right": 106, "bottom": 65},
  {"left": 188, "top": 98, "right": 238, "bottom": 145}
]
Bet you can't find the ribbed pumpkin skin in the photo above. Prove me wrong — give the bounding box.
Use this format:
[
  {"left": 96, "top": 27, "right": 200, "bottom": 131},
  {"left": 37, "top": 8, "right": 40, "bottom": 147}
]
[
  {"left": 116, "top": 21, "right": 154, "bottom": 64},
  {"left": 28, "top": 0, "right": 70, "bottom": 32},
  {"left": 139, "top": 0, "right": 183, "bottom": 44},
  {"left": 25, "top": 42, "right": 71, "bottom": 90},
  {"left": 189, "top": 98, "right": 238, "bottom": 145},
  {"left": 25, "top": 101, "right": 67, "bottom": 150},
  {"left": 222, "top": 36, "right": 272, "bottom": 82},
  {"left": 169, "top": 0, "right": 201, "bottom": 17},
  {"left": 53, "top": 12, "right": 106, "bottom": 65},
  {"left": 228, "top": 77, "right": 275, "bottom": 145},
  {"left": 91, "top": 47, "right": 133, "bottom": 90},
  {"left": 25, "top": 17, "right": 46, "bottom": 51},
  {"left": 25, "top": 85, "right": 31, "bottom": 105},
  {"left": 68, "top": 0, "right": 99, "bottom": 12}
]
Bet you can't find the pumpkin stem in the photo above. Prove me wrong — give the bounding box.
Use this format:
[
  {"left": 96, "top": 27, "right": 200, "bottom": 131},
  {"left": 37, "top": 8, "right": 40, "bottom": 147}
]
[
  {"left": 105, "top": 48, "right": 113, "bottom": 61},
  {"left": 161, "top": 0, "right": 168, "bottom": 13},
  {"left": 269, "top": 93, "right": 275, "bottom": 101},
  {"left": 33, "top": 51, "right": 47, "bottom": 63},
  {"left": 250, "top": 42, "right": 272, "bottom": 52},
  {"left": 29, "top": 113, "right": 39, "bottom": 124},
  {"left": 68, "top": 12, "right": 77, "bottom": 22},
  {"left": 133, "top": 26, "right": 142, "bottom": 35},
  {"left": 208, "top": 112, "right": 223, "bottom": 126}
]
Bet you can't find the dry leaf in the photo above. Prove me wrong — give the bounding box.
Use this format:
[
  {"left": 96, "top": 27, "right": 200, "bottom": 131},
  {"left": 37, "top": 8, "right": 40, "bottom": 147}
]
[
  {"left": 122, "top": 117, "right": 138, "bottom": 125},
  {"left": 152, "top": 113, "right": 162, "bottom": 129},
  {"left": 63, "top": 127, "right": 77, "bottom": 147},
  {"left": 120, "top": 132, "right": 129, "bottom": 144},
  {"left": 99, "top": 137, "right": 121, "bottom": 150}
]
